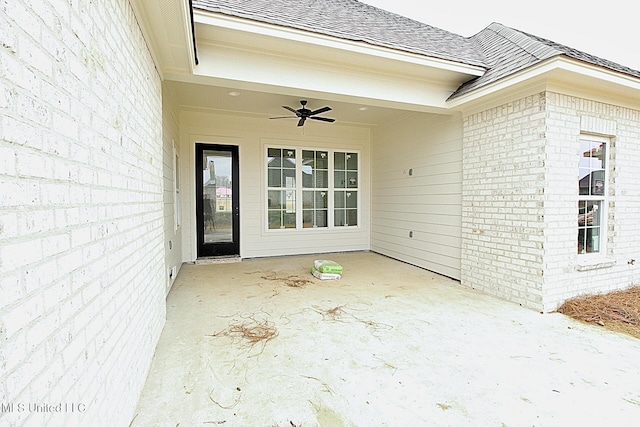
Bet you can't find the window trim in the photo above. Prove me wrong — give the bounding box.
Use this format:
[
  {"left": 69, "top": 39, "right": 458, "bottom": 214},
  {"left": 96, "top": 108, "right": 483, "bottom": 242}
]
[
  {"left": 577, "top": 134, "right": 609, "bottom": 256},
  {"left": 173, "top": 140, "right": 181, "bottom": 232},
  {"left": 265, "top": 146, "right": 360, "bottom": 231}
]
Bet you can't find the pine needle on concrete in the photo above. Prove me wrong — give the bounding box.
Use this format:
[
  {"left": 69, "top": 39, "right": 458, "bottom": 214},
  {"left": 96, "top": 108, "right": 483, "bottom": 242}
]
[
  {"left": 209, "top": 318, "right": 278, "bottom": 346},
  {"left": 557, "top": 286, "right": 640, "bottom": 338},
  {"left": 261, "top": 272, "right": 312, "bottom": 288}
]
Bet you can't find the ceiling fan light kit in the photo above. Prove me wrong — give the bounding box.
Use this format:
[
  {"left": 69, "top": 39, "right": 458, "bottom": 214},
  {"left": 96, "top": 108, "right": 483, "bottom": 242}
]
[{"left": 270, "top": 99, "right": 336, "bottom": 127}]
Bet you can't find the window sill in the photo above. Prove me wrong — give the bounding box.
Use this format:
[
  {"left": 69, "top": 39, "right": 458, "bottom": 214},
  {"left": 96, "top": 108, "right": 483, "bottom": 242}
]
[{"left": 575, "top": 257, "right": 616, "bottom": 271}]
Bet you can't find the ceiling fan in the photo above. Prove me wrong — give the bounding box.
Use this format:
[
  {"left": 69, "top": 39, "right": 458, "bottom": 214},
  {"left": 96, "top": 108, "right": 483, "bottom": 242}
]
[{"left": 270, "top": 100, "right": 336, "bottom": 127}]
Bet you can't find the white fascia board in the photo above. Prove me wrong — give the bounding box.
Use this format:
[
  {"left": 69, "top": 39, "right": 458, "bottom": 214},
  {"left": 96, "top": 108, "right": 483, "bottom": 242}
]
[
  {"left": 193, "top": 11, "right": 485, "bottom": 78},
  {"left": 448, "top": 57, "right": 640, "bottom": 110},
  {"left": 130, "top": 0, "right": 164, "bottom": 79},
  {"left": 130, "top": 0, "right": 197, "bottom": 79},
  {"left": 192, "top": 41, "right": 462, "bottom": 112},
  {"left": 179, "top": 0, "right": 198, "bottom": 72}
]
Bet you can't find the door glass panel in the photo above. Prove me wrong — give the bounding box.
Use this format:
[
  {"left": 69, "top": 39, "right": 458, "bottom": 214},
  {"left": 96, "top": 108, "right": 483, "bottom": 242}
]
[{"left": 202, "top": 150, "right": 233, "bottom": 243}]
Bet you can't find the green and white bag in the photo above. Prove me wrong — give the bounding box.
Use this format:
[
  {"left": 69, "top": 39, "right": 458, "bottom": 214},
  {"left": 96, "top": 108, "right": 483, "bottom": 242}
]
[
  {"left": 311, "top": 260, "right": 343, "bottom": 280},
  {"left": 313, "top": 260, "right": 343, "bottom": 274}
]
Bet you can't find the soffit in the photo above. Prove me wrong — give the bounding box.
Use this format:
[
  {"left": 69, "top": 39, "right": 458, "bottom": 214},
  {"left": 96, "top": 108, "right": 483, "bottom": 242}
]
[{"left": 130, "top": 0, "right": 196, "bottom": 77}]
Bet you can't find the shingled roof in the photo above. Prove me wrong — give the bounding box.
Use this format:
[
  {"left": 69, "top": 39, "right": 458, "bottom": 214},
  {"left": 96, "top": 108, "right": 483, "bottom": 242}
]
[
  {"left": 192, "top": 0, "right": 486, "bottom": 67},
  {"left": 193, "top": 1, "right": 640, "bottom": 100},
  {"left": 450, "top": 23, "right": 640, "bottom": 99}
]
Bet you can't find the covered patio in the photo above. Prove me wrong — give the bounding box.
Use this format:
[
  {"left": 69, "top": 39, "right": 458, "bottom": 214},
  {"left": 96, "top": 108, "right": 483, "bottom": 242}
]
[{"left": 131, "top": 252, "right": 640, "bottom": 426}]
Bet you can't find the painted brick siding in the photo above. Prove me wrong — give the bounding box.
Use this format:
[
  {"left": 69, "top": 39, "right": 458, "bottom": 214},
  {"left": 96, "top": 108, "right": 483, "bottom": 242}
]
[
  {"left": 1, "top": 1, "right": 164, "bottom": 426},
  {"left": 461, "top": 92, "right": 640, "bottom": 312},
  {"left": 461, "top": 93, "right": 547, "bottom": 310},
  {"left": 542, "top": 93, "right": 640, "bottom": 311}
]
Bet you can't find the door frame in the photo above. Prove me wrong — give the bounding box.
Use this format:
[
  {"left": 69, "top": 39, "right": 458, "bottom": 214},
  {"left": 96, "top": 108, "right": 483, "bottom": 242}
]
[{"left": 195, "top": 143, "right": 240, "bottom": 258}]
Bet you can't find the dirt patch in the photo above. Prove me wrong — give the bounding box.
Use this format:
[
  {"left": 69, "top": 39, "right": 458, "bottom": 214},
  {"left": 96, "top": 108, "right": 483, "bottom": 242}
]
[{"left": 557, "top": 286, "right": 640, "bottom": 339}]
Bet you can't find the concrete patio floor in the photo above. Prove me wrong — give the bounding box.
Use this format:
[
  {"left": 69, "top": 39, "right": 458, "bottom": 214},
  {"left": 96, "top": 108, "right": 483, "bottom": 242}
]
[{"left": 131, "top": 252, "right": 640, "bottom": 426}]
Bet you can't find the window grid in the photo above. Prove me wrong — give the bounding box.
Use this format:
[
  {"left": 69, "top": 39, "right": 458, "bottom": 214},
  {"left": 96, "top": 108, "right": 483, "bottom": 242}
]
[
  {"left": 266, "top": 147, "right": 358, "bottom": 230},
  {"left": 334, "top": 152, "right": 358, "bottom": 227},
  {"left": 578, "top": 136, "right": 607, "bottom": 254},
  {"left": 302, "top": 150, "right": 329, "bottom": 228},
  {"left": 267, "top": 148, "right": 297, "bottom": 229}
]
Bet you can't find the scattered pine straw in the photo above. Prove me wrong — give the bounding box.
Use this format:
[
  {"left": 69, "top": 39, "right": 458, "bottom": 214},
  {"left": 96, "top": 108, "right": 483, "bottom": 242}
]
[
  {"left": 311, "top": 304, "right": 348, "bottom": 322},
  {"left": 323, "top": 305, "right": 347, "bottom": 321},
  {"left": 311, "top": 304, "right": 393, "bottom": 333},
  {"left": 209, "top": 318, "right": 278, "bottom": 346},
  {"left": 261, "top": 272, "right": 312, "bottom": 288},
  {"left": 557, "top": 286, "right": 640, "bottom": 339}
]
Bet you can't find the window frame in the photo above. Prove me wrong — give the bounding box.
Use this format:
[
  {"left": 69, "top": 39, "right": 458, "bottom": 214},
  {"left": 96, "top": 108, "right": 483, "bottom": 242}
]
[
  {"left": 577, "top": 134, "right": 609, "bottom": 256},
  {"left": 265, "top": 146, "right": 360, "bottom": 231},
  {"left": 266, "top": 147, "right": 298, "bottom": 230},
  {"left": 173, "top": 140, "right": 181, "bottom": 231},
  {"left": 301, "top": 149, "right": 330, "bottom": 228}
]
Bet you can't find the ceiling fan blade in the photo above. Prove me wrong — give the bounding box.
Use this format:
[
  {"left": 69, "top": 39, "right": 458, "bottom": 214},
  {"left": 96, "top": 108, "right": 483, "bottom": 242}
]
[
  {"left": 310, "top": 116, "right": 335, "bottom": 123},
  {"left": 269, "top": 116, "right": 297, "bottom": 119},
  {"left": 297, "top": 117, "right": 307, "bottom": 127},
  {"left": 310, "top": 106, "right": 331, "bottom": 115},
  {"left": 282, "top": 106, "right": 298, "bottom": 114}
]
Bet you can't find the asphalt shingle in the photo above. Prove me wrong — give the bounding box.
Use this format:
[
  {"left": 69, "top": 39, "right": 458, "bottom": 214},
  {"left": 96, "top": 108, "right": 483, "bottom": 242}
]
[{"left": 193, "top": 0, "right": 486, "bottom": 67}]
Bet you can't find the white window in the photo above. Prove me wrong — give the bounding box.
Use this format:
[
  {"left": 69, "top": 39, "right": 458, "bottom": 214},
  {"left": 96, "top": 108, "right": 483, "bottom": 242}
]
[
  {"left": 333, "top": 151, "right": 359, "bottom": 227},
  {"left": 267, "top": 147, "right": 359, "bottom": 230},
  {"left": 578, "top": 135, "right": 608, "bottom": 254},
  {"left": 173, "top": 142, "right": 181, "bottom": 231},
  {"left": 302, "top": 150, "right": 329, "bottom": 228},
  {"left": 267, "top": 148, "right": 297, "bottom": 229}
]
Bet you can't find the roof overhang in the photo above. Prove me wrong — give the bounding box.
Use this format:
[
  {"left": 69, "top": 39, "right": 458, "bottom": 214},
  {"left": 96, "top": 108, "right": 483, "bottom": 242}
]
[
  {"left": 188, "top": 10, "right": 485, "bottom": 113},
  {"left": 129, "top": 0, "right": 197, "bottom": 79},
  {"left": 448, "top": 56, "right": 640, "bottom": 114}
]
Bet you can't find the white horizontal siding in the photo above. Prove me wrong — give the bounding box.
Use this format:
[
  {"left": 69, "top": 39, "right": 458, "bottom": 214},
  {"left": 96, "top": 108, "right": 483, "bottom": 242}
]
[{"left": 371, "top": 113, "right": 463, "bottom": 279}]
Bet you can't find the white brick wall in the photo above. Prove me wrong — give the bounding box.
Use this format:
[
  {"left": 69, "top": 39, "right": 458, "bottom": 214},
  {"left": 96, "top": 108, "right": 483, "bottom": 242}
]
[
  {"left": 461, "top": 93, "right": 547, "bottom": 310},
  {"left": 461, "top": 92, "right": 640, "bottom": 312},
  {"left": 1, "top": 1, "right": 165, "bottom": 426},
  {"left": 543, "top": 93, "right": 640, "bottom": 311}
]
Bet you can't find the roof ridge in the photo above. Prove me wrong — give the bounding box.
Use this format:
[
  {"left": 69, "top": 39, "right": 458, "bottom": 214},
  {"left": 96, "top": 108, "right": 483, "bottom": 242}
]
[{"left": 484, "top": 22, "right": 561, "bottom": 63}]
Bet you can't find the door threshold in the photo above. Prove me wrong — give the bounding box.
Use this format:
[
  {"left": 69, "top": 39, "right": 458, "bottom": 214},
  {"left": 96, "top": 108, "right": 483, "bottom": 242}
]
[{"left": 195, "top": 255, "right": 242, "bottom": 265}]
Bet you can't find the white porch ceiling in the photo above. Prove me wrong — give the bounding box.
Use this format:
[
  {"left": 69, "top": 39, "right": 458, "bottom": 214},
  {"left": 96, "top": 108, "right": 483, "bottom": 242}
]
[{"left": 165, "top": 80, "right": 415, "bottom": 127}]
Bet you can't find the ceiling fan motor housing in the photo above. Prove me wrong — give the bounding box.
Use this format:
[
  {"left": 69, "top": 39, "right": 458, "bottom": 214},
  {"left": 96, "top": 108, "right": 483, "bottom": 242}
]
[{"left": 270, "top": 99, "right": 336, "bottom": 126}]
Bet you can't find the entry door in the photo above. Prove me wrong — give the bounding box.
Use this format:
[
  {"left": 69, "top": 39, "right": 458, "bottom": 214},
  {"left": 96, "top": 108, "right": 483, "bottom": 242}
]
[{"left": 196, "top": 143, "right": 240, "bottom": 257}]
